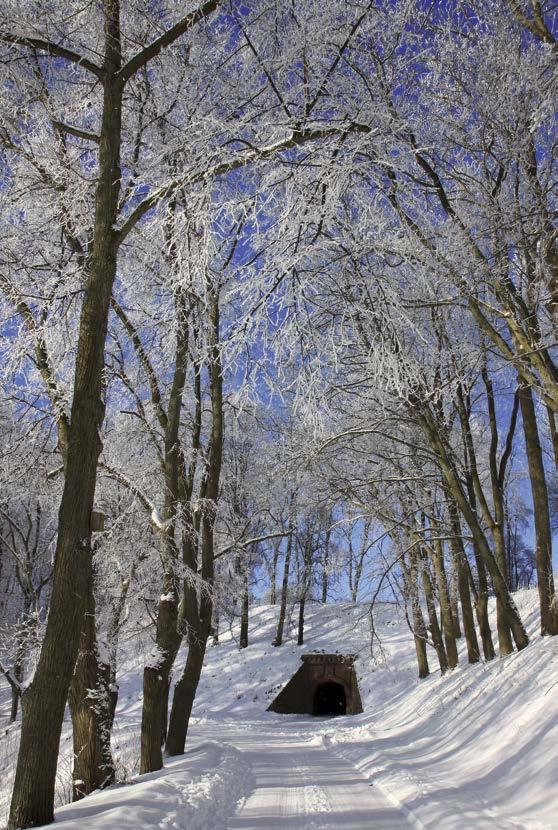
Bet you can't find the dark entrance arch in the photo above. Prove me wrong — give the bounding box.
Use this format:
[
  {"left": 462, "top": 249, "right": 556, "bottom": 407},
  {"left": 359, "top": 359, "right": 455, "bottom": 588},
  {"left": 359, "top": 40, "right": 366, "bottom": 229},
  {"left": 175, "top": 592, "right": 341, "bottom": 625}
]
[{"left": 313, "top": 681, "right": 347, "bottom": 716}]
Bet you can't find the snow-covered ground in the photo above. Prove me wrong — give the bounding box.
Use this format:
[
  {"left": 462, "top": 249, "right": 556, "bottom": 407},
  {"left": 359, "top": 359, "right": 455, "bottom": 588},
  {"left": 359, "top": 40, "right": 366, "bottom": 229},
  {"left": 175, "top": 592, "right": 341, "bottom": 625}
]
[{"left": 1, "top": 588, "right": 557, "bottom": 829}]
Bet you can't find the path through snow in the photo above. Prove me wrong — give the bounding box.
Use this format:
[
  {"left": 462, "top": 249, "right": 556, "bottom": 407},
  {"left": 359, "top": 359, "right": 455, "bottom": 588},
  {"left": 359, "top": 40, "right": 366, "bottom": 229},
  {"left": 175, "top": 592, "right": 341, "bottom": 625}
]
[{"left": 198, "top": 722, "right": 413, "bottom": 830}]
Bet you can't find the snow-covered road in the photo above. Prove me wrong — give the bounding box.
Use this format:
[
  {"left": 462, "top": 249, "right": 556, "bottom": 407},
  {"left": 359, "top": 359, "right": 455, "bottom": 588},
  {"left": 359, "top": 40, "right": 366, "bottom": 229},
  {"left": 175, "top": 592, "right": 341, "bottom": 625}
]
[{"left": 197, "top": 722, "right": 412, "bottom": 830}]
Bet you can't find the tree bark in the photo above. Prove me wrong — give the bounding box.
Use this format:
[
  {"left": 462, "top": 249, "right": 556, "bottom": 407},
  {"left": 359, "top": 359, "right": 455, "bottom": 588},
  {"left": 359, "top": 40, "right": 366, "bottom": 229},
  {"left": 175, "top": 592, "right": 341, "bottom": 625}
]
[
  {"left": 431, "top": 533, "right": 458, "bottom": 669},
  {"left": 446, "top": 502, "right": 480, "bottom": 664},
  {"left": 420, "top": 550, "right": 448, "bottom": 674},
  {"left": 519, "top": 385, "right": 558, "bottom": 635},
  {"left": 8, "top": 6, "right": 123, "bottom": 825},
  {"left": 165, "top": 285, "right": 222, "bottom": 758},
  {"left": 273, "top": 532, "right": 293, "bottom": 647},
  {"left": 68, "top": 583, "right": 115, "bottom": 801},
  {"left": 321, "top": 525, "right": 330, "bottom": 604},
  {"left": 240, "top": 565, "right": 249, "bottom": 649},
  {"left": 404, "top": 551, "right": 430, "bottom": 679},
  {"left": 416, "top": 404, "right": 529, "bottom": 651},
  {"left": 165, "top": 627, "right": 209, "bottom": 756}
]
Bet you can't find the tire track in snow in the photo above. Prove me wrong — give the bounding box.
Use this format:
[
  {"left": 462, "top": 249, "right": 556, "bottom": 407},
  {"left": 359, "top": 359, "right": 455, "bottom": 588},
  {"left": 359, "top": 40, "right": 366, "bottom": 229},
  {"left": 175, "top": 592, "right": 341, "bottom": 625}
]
[{"left": 320, "top": 735, "right": 428, "bottom": 830}]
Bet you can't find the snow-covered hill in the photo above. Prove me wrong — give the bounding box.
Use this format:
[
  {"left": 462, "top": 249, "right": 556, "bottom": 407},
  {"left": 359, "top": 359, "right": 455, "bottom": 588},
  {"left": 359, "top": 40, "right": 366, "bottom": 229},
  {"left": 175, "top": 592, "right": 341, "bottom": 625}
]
[{"left": 1, "top": 588, "right": 557, "bottom": 829}]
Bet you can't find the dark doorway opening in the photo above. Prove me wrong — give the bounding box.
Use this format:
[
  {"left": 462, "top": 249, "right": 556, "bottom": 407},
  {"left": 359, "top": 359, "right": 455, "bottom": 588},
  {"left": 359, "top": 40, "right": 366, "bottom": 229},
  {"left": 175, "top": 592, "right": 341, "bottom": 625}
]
[{"left": 313, "top": 682, "right": 347, "bottom": 716}]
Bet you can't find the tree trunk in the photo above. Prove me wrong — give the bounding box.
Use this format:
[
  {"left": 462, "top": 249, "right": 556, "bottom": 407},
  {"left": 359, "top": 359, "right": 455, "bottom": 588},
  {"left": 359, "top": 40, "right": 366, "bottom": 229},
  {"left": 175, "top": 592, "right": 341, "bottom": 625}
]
[
  {"left": 240, "top": 566, "right": 249, "bottom": 649},
  {"left": 519, "top": 385, "right": 558, "bottom": 635},
  {"left": 141, "top": 284, "right": 191, "bottom": 774},
  {"left": 270, "top": 540, "right": 280, "bottom": 605},
  {"left": 211, "top": 604, "right": 220, "bottom": 646},
  {"left": 421, "top": 553, "right": 448, "bottom": 674},
  {"left": 68, "top": 584, "right": 115, "bottom": 801},
  {"left": 431, "top": 535, "right": 458, "bottom": 669},
  {"left": 165, "top": 634, "right": 208, "bottom": 756},
  {"left": 471, "top": 551, "right": 496, "bottom": 661},
  {"left": 417, "top": 405, "right": 528, "bottom": 651},
  {"left": 449, "top": 568, "right": 462, "bottom": 639},
  {"left": 297, "top": 592, "right": 306, "bottom": 646},
  {"left": 8, "top": 10, "right": 123, "bottom": 825},
  {"left": 165, "top": 286, "right": 222, "bottom": 759},
  {"left": 273, "top": 533, "right": 292, "bottom": 647},
  {"left": 140, "top": 586, "right": 182, "bottom": 774},
  {"left": 321, "top": 526, "right": 330, "bottom": 604},
  {"left": 446, "top": 501, "right": 480, "bottom": 664},
  {"left": 9, "top": 660, "right": 23, "bottom": 724},
  {"left": 405, "top": 552, "right": 430, "bottom": 679}
]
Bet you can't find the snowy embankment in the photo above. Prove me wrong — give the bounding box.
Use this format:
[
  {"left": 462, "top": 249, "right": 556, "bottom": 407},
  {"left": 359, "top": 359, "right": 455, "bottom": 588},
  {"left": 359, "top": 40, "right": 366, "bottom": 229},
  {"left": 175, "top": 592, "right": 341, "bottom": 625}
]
[
  {"left": 1, "top": 587, "right": 557, "bottom": 829},
  {"left": 50, "top": 742, "right": 252, "bottom": 830}
]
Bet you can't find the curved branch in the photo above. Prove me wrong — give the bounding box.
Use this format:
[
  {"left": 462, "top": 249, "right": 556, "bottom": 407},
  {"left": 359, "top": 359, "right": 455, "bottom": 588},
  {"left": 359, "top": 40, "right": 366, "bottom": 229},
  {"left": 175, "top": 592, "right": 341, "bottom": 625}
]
[{"left": 0, "top": 31, "right": 104, "bottom": 77}]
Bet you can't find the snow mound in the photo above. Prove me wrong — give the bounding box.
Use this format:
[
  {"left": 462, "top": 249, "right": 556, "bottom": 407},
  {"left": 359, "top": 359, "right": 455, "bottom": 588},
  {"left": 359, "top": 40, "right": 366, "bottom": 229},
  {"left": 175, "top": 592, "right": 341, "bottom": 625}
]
[{"left": 47, "top": 742, "right": 252, "bottom": 830}]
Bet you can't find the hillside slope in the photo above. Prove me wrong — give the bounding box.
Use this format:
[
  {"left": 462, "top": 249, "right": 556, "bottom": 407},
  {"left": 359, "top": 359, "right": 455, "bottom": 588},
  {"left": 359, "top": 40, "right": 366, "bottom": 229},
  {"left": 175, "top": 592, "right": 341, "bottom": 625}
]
[{"left": 1, "top": 588, "right": 557, "bottom": 829}]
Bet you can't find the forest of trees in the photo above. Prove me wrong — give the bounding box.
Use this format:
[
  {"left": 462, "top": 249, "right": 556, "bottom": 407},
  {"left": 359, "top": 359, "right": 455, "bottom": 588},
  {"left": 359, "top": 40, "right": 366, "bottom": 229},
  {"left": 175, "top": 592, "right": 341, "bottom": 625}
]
[{"left": 0, "top": 0, "right": 556, "bottom": 827}]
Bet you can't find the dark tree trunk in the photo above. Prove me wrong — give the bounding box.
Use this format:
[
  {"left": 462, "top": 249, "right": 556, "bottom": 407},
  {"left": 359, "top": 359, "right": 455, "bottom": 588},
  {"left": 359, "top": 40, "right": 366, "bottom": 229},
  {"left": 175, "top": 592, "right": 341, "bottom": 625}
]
[
  {"left": 297, "top": 592, "right": 306, "bottom": 646},
  {"left": 165, "top": 629, "right": 209, "bottom": 756},
  {"left": 68, "top": 584, "right": 115, "bottom": 801},
  {"left": 240, "top": 566, "right": 249, "bottom": 649},
  {"left": 273, "top": 533, "right": 292, "bottom": 647},
  {"left": 421, "top": 553, "right": 448, "bottom": 674},
  {"left": 458, "top": 556, "right": 480, "bottom": 664},
  {"left": 432, "top": 535, "right": 458, "bottom": 669},
  {"left": 321, "top": 526, "right": 331, "bottom": 604},
  {"left": 211, "top": 605, "right": 220, "bottom": 645},
  {"left": 519, "top": 385, "right": 558, "bottom": 635},
  {"left": 9, "top": 660, "right": 23, "bottom": 724},
  {"left": 270, "top": 540, "right": 280, "bottom": 605},
  {"left": 449, "top": 568, "right": 462, "bottom": 639},
  {"left": 404, "top": 551, "right": 430, "bottom": 679},
  {"left": 140, "top": 586, "right": 182, "bottom": 773},
  {"left": 165, "top": 286, "right": 222, "bottom": 758},
  {"left": 471, "top": 550, "right": 496, "bottom": 661},
  {"left": 417, "top": 405, "right": 528, "bottom": 651},
  {"left": 446, "top": 501, "right": 480, "bottom": 664},
  {"left": 141, "top": 285, "right": 190, "bottom": 774},
  {"left": 8, "top": 8, "right": 123, "bottom": 825}
]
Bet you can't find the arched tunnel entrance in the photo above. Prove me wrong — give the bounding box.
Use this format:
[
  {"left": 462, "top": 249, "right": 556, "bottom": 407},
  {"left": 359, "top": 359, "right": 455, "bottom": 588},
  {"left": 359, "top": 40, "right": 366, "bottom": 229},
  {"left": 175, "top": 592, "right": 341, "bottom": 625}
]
[
  {"left": 313, "top": 681, "right": 347, "bottom": 716},
  {"left": 267, "top": 653, "right": 362, "bottom": 716}
]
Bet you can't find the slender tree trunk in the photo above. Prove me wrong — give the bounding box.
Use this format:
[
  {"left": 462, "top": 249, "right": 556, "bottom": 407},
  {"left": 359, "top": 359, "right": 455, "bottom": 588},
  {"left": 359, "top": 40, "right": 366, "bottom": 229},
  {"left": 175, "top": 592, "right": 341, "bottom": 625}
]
[
  {"left": 8, "top": 9, "right": 123, "bottom": 825},
  {"left": 211, "top": 604, "right": 220, "bottom": 645},
  {"left": 431, "top": 535, "right": 458, "bottom": 669},
  {"left": 165, "top": 622, "right": 210, "bottom": 756},
  {"left": 458, "top": 556, "right": 480, "bottom": 663},
  {"left": 417, "top": 405, "right": 529, "bottom": 651},
  {"left": 273, "top": 533, "right": 292, "bottom": 647},
  {"left": 321, "top": 526, "right": 330, "bottom": 604},
  {"left": 140, "top": 586, "right": 182, "bottom": 773},
  {"left": 297, "top": 592, "right": 306, "bottom": 646},
  {"left": 9, "top": 660, "right": 23, "bottom": 724},
  {"left": 404, "top": 552, "right": 429, "bottom": 678},
  {"left": 68, "top": 583, "right": 115, "bottom": 801},
  {"left": 471, "top": 550, "right": 496, "bottom": 661},
  {"left": 446, "top": 502, "right": 480, "bottom": 664},
  {"left": 270, "top": 540, "right": 280, "bottom": 605},
  {"left": 449, "top": 569, "right": 462, "bottom": 639},
  {"left": 519, "top": 385, "right": 558, "bottom": 635},
  {"left": 165, "top": 286, "right": 222, "bottom": 758},
  {"left": 421, "top": 553, "right": 448, "bottom": 674},
  {"left": 457, "top": 382, "right": 513, "bottom": 655},
  {"left": 240, "top": 566, "right": 249, "bottom": 649},
  {"left": 141, "top": 285, "right": 190, "bottom": 774}
]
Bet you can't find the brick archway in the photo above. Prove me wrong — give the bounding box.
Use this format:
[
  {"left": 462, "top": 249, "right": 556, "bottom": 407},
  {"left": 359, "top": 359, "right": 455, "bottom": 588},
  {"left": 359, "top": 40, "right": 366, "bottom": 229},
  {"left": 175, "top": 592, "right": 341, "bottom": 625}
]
[{"left": 268, "top": 653, "right": 363, "bottom": 716}]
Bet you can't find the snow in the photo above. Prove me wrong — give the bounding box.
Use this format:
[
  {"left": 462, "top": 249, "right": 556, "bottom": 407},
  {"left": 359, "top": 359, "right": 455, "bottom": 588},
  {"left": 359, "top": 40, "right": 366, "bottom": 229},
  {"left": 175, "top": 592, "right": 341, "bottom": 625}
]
[
  {"left": 51, "top": 743, "right": 251, "bottom": 830},
  {"left": 1, "top": 587, "right": 557, "bottom": 829}
]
